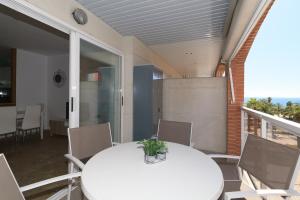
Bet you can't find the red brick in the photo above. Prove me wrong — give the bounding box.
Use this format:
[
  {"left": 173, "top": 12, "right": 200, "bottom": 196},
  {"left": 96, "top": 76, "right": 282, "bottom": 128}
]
[{"left": 226, "top": 1, "right": 274, "bottom": 155}]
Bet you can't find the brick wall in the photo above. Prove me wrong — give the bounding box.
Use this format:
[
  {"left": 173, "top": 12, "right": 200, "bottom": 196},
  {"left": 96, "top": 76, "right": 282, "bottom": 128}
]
[
  {"left": 215, "top": 63, "right": 226, "bottom": 77},
  {"left": 227, "top": 1, "right": 274, "bottom": 155}
]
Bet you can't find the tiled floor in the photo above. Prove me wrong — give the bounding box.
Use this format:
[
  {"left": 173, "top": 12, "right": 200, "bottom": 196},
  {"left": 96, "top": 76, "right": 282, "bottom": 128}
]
[{"left": 0, "top": 132, "right": 68, "bottom": 199}]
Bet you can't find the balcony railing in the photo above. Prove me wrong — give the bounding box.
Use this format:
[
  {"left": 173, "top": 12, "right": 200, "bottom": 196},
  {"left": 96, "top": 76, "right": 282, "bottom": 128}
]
[
  {"left": 241, "top": 106, "right": 300, "bottom": 193},
  {"left": 241, "top": 106, "right": 300, "bottom": 149}
]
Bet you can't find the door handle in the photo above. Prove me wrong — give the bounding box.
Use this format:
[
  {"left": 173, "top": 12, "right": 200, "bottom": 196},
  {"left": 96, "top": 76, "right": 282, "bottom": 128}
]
[{"left": 71, "top": 97, "right": 74, "bottom": 112}]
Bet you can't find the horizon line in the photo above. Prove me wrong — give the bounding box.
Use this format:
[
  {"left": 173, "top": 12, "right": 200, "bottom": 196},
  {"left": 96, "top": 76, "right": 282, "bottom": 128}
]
[{"left": 245, "top": 96, "right": 300, "bottom": 98}]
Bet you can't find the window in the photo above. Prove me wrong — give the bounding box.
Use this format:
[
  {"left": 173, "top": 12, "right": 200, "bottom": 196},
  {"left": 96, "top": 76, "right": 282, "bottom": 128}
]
[{"left": 0, "top": 48, "right": 16, "bottom": 106}]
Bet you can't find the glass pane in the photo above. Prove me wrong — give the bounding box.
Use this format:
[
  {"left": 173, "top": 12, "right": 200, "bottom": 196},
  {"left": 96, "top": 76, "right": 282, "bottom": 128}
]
[
  {"left": 79, "top": 39, "right": 121, "bottom": 142},
  {"left": 0, "top": 48, "right": 12, "bottom": 103},
  {"left": 245, "top": 114, "right": 262, "bottom": 137},
  {"left": 266, "top": 124, "right": 298, "bottom": 149}
]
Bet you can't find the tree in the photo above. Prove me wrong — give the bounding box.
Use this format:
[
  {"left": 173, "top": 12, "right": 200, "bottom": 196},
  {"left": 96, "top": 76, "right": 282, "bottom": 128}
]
[
  {"left": 267, "top": 97, "right": 272, "bottom": 103},
  {"left": 246, "top": 97, "right": 274, "bottom": 115},
  {"left": 293, "top": 104, "right": 300, "bottom": 123},
  {"left": 246, "top": 98, "right": 300, "bottom": 123},
  {"left": 283, "top": 101, "right": 294, "bottom": 120},
  {"left": 272, "top": 103, "right": 283, "bottom": 116}
]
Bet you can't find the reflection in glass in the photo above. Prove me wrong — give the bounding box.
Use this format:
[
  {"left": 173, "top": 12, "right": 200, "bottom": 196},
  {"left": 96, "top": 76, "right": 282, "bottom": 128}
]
[
  {"left": 79, "top": 40, "right": 121, "bottom": 142},
  {"left": 0, "top": 48, "right": 14, "bottom": 104}
]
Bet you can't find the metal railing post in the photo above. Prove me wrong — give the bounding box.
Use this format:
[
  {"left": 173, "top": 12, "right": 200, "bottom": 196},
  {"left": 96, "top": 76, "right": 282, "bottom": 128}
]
[
  {"left": 297, "top": 137, "right": 300, "bottom": 149},
  {"left": 241, "top": 110, "right": 246, "bottom": 149},
  {"left": 261, "top": 119, "right": 267, "bottom": 139}
]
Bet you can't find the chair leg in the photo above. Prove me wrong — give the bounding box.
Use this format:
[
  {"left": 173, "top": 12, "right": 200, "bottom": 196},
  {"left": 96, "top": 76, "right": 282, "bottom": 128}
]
[
  {"left": 22, "top": 130, "right": 25, "bottom": 143},
  {"left": 15, "top": 132, "right": 17, "bottom": 144},
  {"left": 67, "top": 162, "right": 74, "bottom": 200}
]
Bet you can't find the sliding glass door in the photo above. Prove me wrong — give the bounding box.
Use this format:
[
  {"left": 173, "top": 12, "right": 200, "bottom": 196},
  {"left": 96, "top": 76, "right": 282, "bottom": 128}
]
[
  {"left": 79, "top": 39, "right": 121, "bottom": 141},
  {"left": 69, "top": 32, "right": 122, "bottom": 142}
]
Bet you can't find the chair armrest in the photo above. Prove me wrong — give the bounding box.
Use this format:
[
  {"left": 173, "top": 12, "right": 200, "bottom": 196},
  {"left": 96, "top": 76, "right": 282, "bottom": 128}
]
[
  {"left": 209, "top": 154, "right": 240, "bottom": 160},
  {"left": 224, "top": 189, "right": 300, "bottom": 200},
  {"left": 20, "top": 172, "right": 81, "bottom": 192},
  {"left": 64, "top": 154, "right": 85, "bottom": 170}
]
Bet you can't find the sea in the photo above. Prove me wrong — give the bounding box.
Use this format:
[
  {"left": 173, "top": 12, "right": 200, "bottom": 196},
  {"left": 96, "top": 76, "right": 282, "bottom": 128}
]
[{"left": 244, "top": 97, "right": 300, "bottom": 106}]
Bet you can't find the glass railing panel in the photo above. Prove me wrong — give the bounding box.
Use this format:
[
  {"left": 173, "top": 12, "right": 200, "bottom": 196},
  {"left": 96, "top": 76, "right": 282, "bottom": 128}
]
[
  {"left": 266, "top": 124, "right": 298, "bottom": 149},
  {"left": 244, "top": 113, "right": 262, "bottom": 137}
]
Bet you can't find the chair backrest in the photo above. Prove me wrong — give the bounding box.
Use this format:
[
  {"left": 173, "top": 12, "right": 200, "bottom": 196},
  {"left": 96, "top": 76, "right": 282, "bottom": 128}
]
[
  {"left": 0, "top": 106, "right": 16, "bottom": 135},
  {"left": 0, "top": 154, "right": 25, "bottom": 200},
  {"left": 22, "top": 105, "right": 41, "bottom": 130},
  {"left": 157, "top": 119, "right": 192, "bottom": 146},
  {"left": 239, "top": 134, "right": 300, "bottom": 189},
  {"left": 68, "top": 123, "right": 113, "bottom": 160}
]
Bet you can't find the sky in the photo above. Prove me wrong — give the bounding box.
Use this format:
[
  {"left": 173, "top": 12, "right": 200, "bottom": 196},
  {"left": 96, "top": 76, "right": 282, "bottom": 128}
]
[{"left": 245, "top": 0, "right": 300, "bottom": 98}]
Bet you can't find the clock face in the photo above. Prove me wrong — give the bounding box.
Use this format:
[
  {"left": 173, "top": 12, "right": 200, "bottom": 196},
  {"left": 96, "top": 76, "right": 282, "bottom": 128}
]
[
  {"left": 54, "top": 74, "right": 62, "bottom": 82},
  {"left": 53, "top": 69, "right": 66, "bottom": 88}
]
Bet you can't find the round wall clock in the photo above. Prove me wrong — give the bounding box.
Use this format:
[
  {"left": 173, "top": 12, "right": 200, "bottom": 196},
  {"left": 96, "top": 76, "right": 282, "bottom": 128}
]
[
  {"left": 72, "top": 8, "right": 88, "bottom": 25},
  {"left": 53, "top": 69, "right": 66, "bottom": 88}
]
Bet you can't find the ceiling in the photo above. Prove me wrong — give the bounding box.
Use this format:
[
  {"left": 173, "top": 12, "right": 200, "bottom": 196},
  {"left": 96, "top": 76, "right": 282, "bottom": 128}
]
[
  {"left": 150, "top": 38, "right": 223, "bottom": 76},
  {"left": 81, "top": 39, "right": 120, "bottom": 66},
  {"left": 76, "top": 0, "right": 235, "bottom": 45},
  {"left": 0, "top": 5, "right": 69, "bottom": 56},
  {"left": 77, "top": 0, "right": 237, "bottom": 76}
]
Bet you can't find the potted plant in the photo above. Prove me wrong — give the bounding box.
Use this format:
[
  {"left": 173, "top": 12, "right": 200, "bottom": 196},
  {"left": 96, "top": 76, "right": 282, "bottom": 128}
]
[
  {"left": 138, "top": 139, "right": 168, "bottom": 164},
  {"left": 156, "top": 140, "right": 168, "bottom": 161}
]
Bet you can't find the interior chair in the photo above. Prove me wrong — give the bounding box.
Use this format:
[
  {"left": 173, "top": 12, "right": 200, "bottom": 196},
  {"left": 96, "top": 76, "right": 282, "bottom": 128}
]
[
  {"left": 18, "top": 105, "right": 41, "bottom": 141},
  {"left": 0, "top": 106, "right": 17, "bottom": 141},
  {"left": 0, "top": 153, "right": 81, "bottom": 200},
  {"left": 157, "top": 119, "right": 192, "bottom": 146},
  {"left": 64, "top": 123, "right": 113, "bottom": 200},
  {"left": 210, "top": 134, "right": 300, "bottom": 200}
]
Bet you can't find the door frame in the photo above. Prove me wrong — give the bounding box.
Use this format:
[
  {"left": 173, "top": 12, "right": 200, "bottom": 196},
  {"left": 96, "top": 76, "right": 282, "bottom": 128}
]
[
  {"left": 1, "top": 0, "right": 124, "bottom": 142},
  {"left": 70, "top": 32, "right": 124, "bottom": 142}
]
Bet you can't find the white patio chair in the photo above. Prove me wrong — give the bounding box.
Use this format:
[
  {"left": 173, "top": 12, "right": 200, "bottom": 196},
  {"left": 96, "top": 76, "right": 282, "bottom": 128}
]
[
  {"left": 0, "top": 153, "right": 81, "bottom": 200},
  {"left": 0, "top": 106, "right": 17, "bottom": 141},
  {"left": 64, "top": 123, "right": 113, "bottom": 200},
  {"left": 157, "top": 119, "right": 192, "bottom": 146},
  {"left": 210, "top": 134, "right": 300, "bottom": 200},
  {"left": 18, "top": 105, "right": 41, "bottom": 142}
]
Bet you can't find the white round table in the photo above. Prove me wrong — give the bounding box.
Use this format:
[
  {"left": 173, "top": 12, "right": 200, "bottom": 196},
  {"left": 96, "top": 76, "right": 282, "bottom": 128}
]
[{"left": 81, "top": 142, "right": 224, "bottom": 200}]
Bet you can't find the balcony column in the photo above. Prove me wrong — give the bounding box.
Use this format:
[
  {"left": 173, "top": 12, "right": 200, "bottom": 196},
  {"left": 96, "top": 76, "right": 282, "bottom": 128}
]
[
  {"left": 241, "top": 110, "right": 248, "bottom": 149},
  {"left": 226, "top": 1, "right": 274, "bottom": 155}
]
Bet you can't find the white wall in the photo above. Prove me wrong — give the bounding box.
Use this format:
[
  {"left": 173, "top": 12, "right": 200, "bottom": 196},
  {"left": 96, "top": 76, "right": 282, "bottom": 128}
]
[
  {"left": 16, "top": 50, "right": 69, "bottom": 129},
  {"left": 25, "top": 0, "right": 123, "bottom": 51},
  {"left": 121, "top": 36, "right": 181, "bottom": 142},
  {"left": 121, "top": 37, "right": 134, "bottom": 142},
  {"left": 163, "top": 78, "right": 227, "bottom": 153},
  {"left": 16, "top": 49, "right": 47, "bottom": 117},
  {"left": 47, "top": 54, "right": 69, "bottom": 123},
  {"left": 131, "top": 36, "right": 181, "bottom": 78}
]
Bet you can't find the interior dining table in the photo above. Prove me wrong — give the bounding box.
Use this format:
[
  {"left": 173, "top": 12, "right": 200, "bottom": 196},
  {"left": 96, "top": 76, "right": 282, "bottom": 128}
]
[{"left": 81, "top": 142, "right": 224, "bottom": 200}]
